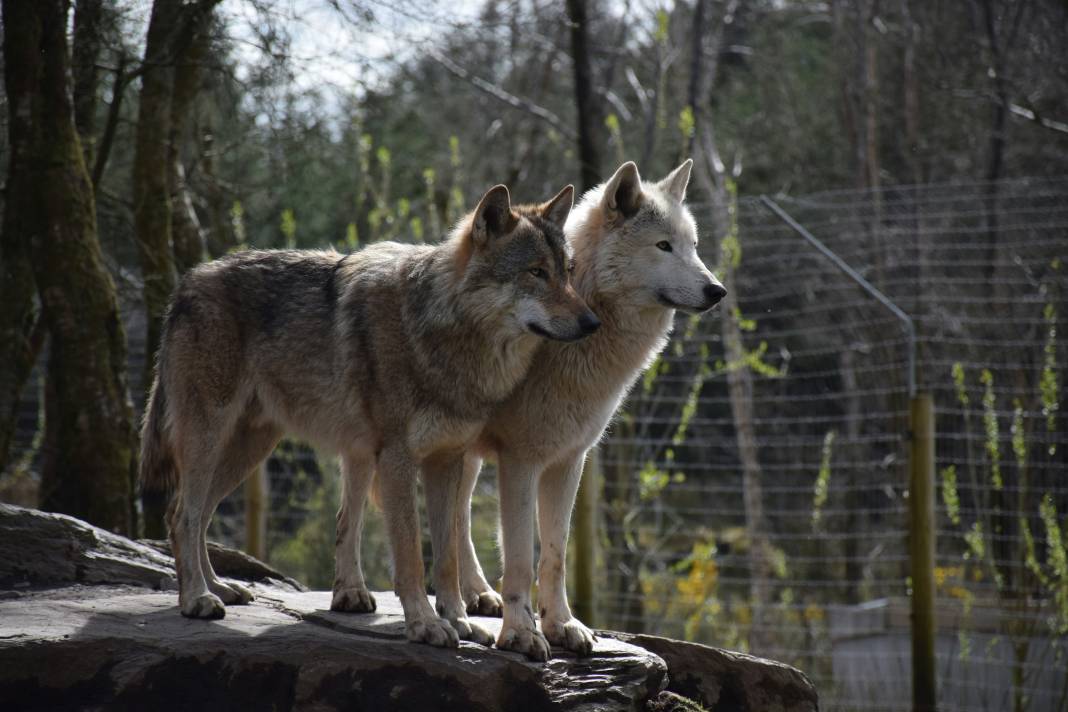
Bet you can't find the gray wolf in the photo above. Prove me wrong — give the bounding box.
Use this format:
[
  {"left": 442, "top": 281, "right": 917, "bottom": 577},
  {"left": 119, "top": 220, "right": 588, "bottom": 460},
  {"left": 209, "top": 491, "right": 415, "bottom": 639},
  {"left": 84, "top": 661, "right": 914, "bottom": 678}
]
[
  {"left": 140, "top": 183, "right": 597, "bottom": 649},
  {"left": 458, "top": 160, "right": 725, "bottom": 660}
]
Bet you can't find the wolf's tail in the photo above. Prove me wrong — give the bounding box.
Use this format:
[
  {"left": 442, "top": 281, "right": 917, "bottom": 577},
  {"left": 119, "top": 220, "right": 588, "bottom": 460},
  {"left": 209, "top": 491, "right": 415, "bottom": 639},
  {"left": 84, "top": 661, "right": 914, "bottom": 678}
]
[{"left": 140, "top": 375, "right": 176, "bottom": 492}]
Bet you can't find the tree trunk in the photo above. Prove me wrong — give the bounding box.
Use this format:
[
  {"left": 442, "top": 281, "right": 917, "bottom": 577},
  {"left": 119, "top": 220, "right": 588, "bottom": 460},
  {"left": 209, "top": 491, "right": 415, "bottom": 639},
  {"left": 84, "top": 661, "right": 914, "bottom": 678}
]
[
  {"left": 901, "top": 0, "right": 921, "bottom": 186},
  {"left": 564, "top": 0, "right": 603, "bottom": 624},
  {"left": 686, "top": 0, "right": 771, "bottom": 651},
  {"left": 133, "top": 0, "right": 178, "bottom": 538},
  {"left": 201, "top": 126, "right": 238, "bottom": 258},
  {"left": 0, "top": 180, "right": 39, "bottom": 473},
  {"left": 861, "top": 6, "right": 880, "bottom": 195},
  {"left": 71, "top": 0, "right": 104, "bottom": 172},
  {"left": 693, "top": 124, "right": 773, "bottom": 655},
  {"left": 685, "top": 0, "right": 710, "bottom": 156},
  {"left": 0, "top": 0, "right": 46, "bottom": 469},
  {"left": 840, "top": 347, "right": 863, "bottom": 598},
  {"left": 133, "top": 0, "right": 182, "bottom": 401},
  {"left": 134, "top": 0, "right": 219, "bottom": 538},
  {"left": 92, "top": 51, "right": 128, "bottom": 189},
  {"left": 565, "top": 0, "right": 602, "bottom": 191},
  {"left": 169, "top": 22, "right": 210, "bottom": 273},
  {"left": 2, "top": 0, "right": 138, "bottom": 534},
  {"left": 602, "top": 416, "right": 645, "bottom": 633},
  {"left": 134, "top": 0, "right": 220, "bottom": 383},
  {"left": 720, "top": 257, "right": 772, "bottom": 655},
  {"left": 978, "top": 0, "right": 1024, "bottom": 579}
]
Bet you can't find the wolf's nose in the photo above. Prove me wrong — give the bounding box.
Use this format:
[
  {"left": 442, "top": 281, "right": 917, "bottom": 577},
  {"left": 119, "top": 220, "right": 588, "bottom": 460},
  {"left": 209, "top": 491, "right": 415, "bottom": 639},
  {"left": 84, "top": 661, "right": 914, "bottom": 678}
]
[
  {"left": 579, "top": 312, "right": 601, "bottom": 335},
  {"left": 704, "top": 283, "right": 727, "bottom": 307}
]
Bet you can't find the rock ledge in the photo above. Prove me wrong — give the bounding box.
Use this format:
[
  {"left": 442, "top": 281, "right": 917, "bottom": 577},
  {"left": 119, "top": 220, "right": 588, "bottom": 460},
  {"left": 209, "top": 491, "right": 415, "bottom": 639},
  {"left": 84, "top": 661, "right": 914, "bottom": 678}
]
[{"left": 0, "top": 504, "right": 817, "bottom": 711}]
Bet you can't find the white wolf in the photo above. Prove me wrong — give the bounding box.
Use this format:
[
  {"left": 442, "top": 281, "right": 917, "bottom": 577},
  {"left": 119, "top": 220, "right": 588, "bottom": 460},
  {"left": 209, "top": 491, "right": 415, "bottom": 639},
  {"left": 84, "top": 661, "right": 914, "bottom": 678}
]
[{"left": 460, "top": 159, "right": 725, "bottom": 659}]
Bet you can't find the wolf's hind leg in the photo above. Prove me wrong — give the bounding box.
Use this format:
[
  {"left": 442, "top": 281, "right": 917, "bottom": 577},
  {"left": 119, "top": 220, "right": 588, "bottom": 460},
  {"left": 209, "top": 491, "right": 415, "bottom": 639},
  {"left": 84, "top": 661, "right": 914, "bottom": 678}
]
[
  {"left": 331, "top": 451, "right": 377, "bottom": 613},
  {"left": 496, "top": 452, "right": 551, "bottom": 661},
  {"left": 198, "top": 472, "right": 256, "bottom": 606},
  {"left": 457, "top": 453, "right": 503, "bottom": 617},
  {"left": 200, "top": 523, "right": 254, "bottom": 605},
  {"left": 537, "top": 451, "right": 596, "bottom": 655},
  {"left": 378, "top": 445, "right": 458, "bottom": 648},
  {"left": 200, "top": 418, "right": 282, "bottom": 606},
  {"left": 426, "top": 456, "right": 494, "bottom": 646},
  {"left": 170, "top": 461, "right": 225, "bottom": 619}
]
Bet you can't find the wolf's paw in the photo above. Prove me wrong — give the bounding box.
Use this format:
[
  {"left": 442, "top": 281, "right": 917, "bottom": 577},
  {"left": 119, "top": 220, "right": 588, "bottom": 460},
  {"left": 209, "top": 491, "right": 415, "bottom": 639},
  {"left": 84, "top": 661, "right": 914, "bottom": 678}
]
[
  {"left": 542, "top": 617, "right": 596, "bottom": 656},
  {"left": 181, "top": 592, "right": 226, "bottom": 619},
  {"left": 451, "top": 617, "right": 495, "bottom": 647},
  {"left": 464, "top": 589, "right": 503, "bottom": 617},
  {"left": 406, "top": 616, "right": 459, "bottom": 648},
  {"left": 331, "top": 586, "right": 377, "bottom": 613},
  {"left": 211, "top": 580, "right": 254, "bottom": 605},
  {"left": 497, "top": 625, "right": 551, "bottom": 662}
]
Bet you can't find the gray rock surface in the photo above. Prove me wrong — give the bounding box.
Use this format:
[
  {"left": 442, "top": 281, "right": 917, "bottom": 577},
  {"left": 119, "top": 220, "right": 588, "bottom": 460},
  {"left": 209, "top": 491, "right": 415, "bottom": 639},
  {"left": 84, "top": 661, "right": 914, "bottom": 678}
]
[
  {"left": 0, "top": 503, "right": 303, "bottom": 592},
  {"left": 604, "top": 632, "right": 819, "bottom": 712},
  {"left": 0, "top": 587, "right": 667, "bottom": 711},
  {"left": 0, "top": 504, "right": 818, "bottom": 711}
]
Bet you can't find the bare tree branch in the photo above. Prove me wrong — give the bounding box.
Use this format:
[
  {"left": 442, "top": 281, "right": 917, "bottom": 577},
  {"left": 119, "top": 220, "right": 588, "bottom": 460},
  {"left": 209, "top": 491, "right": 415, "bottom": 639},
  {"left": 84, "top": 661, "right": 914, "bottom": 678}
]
[
  {"left": 1008, "top": 103, "right": 1068, "bottom": 135},
  {"left": 427, "top": 49, "right": 576, "bottom": 140},
  {"left": 92, "top": 51, "right": 128, "bottom": 188}
]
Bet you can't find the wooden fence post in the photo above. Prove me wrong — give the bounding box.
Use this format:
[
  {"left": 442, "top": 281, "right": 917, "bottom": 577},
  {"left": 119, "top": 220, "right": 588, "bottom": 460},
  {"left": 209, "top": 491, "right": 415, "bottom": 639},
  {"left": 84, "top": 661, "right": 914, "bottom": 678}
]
[
  {"left": 245, "top": 463, "right": 268, "bottom": 561},
  {"left": 571, "top": 449, "right": 599, "bottom": 628},
  {"left": 909, "top": 393, "right": 937, "bottom": 712}
]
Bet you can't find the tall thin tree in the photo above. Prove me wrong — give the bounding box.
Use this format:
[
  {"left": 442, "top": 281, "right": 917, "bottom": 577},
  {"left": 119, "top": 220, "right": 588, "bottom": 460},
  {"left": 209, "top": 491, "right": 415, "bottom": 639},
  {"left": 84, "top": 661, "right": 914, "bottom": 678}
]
[
  {"left": 565, "top": 0, "right": 602, "bottom": 191},
  {"left": 71, "top": 0, "right": 105, "bottom": 171},
  {"left": 133, "top": 0, "right": 218, "bottom": 394},
  {"left": 2, "top": 0, "right": 138, "bottom": 533},
  {"left": 564, "top": 0, "right": 605, "bottom": 627},
  {"left": 133, "top": 0, "right": 218, "bottom": 537}
]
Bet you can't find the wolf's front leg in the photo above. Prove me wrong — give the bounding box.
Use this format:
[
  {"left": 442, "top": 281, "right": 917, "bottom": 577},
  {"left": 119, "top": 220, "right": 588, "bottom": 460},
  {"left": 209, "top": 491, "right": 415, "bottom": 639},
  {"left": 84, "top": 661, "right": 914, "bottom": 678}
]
[
  {"left": 378, "top": 445, "right": 458, "bottom": 648},
  {"left": 537, "top": 452, "right": 596, "bottom": 655},
  {"left": 496, "top": 452, "right": 551, "bottom": 661},
  {"left": 425, "top": 455, "right": 494, "bottom": 646},
  {"left": 457, "top": 452, "right": 503, "bottom": 617},
  {"left": 331, "top": 452, "right": 377, "bottom": 613}
]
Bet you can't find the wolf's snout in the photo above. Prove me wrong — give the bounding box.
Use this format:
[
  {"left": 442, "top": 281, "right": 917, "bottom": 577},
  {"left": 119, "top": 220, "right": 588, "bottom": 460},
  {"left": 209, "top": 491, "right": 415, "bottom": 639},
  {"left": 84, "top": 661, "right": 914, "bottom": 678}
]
[
  {"left": 703, "top": 282, "right": 727, "bottom": 309},
  {"left": 578, "top": 311, "right": 602, "bottom": 335}
]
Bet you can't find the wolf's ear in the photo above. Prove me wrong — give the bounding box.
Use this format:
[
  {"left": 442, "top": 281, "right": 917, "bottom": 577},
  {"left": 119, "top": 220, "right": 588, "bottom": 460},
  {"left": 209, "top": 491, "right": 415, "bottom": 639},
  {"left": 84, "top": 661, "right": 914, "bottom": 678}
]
[
  {"left": 601, "top": 161, "right": 643, "bottom": 220},
  {"left": 472, "top": 185, "right": 517, "bottom": 247},
  {"left": 658, "top": 159, "right": 693, "bottom": 203},
  {"left": 540, "top": 184, "right": 575, "bottom": 229}
]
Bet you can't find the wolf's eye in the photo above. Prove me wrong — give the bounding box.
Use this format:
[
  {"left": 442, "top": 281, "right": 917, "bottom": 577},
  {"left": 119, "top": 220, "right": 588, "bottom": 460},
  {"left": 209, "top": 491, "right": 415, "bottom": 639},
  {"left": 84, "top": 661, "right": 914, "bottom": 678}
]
[
  {"left": 567, "top": 258, "right": 576, "bottom": 273},
  {"left": 656, "top": 241, "right": 673, "bottom": 252},
  {"left": 529, "top": 267, "right": 548, "bottom": 279}
]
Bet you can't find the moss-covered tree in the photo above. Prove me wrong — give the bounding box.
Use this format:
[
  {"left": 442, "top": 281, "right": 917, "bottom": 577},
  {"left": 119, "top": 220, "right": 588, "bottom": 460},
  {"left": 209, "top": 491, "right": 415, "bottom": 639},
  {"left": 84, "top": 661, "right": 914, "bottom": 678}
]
[
  {"left": 564, "top": 0, "right": 602, "bottom": 192},
  {"left": 71, "top": 0, "right": 105, "bottom": 171},
  {"left": 133, "top": 0, "right": 218, "bottom": 389},
  {"left": 168, "top": 24, "right": 210, "bottom": 273},
  {"left": 133, "top": 0, "right": 218, "bottom": 538},
  {"left": 2, "top": 0, "right": 138, "bottom": 533},
  {"left": 0, "top": 173, "right": 39, "bottom": 473},
  {"left": 132, "top": 0, "right": 182, "bottom": 396}
]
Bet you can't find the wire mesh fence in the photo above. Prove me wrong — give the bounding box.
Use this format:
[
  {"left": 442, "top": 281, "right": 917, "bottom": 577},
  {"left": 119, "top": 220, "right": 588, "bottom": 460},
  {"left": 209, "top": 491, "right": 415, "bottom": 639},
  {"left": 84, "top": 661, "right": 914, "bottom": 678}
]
[
  {"left": 596, "top": 175, "right": 1067, "bottom": 712},
  {"left": 4, "top": 175, "right": 1066, "bottom": 711}
]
